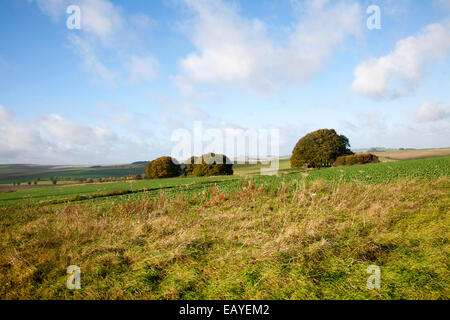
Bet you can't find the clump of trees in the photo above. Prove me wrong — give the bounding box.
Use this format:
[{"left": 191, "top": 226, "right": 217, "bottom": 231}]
[
  {"left": 291, "top": 129, "right": 353, "bottom": 168},
  {"left": 332, "top": 153, "right": 379, "bottom": 167},
  {"left": 146, "top": 156, "right": 182, "bottom": 179},
  {"left": 185, "top": 153, "right": 233, "bottom": 177}
]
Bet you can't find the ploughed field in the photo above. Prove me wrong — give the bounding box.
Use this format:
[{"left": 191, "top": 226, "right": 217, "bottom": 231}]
[{"left": 0, "top": 156, "right": 448, "bottom": 299}]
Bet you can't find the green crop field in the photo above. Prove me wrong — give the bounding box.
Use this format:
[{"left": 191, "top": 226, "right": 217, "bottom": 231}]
[
  {"left": 1, "top": 156, "right": 448, "bottom": 207},
  {"left": 0, "top": 164, "right": 146, "bottom": 184},
  {"left": 0, "top": 156, "right": 449, "bottom": 300},
  {"left": 0, "top": 175, "right": 239, "bottom": 207}
]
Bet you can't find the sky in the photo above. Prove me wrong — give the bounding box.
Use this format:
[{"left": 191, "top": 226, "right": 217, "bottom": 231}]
[{"left": 0, "top": 0, "right": 449, "bottom": 164}]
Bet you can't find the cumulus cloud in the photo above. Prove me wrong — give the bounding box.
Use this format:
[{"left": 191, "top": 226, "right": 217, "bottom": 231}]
[
  {"left": 352, "top": 22, "right": 450, "bottom": 99},
  {"left": 414, "top": 102, "right": 450, "bottom": 122},
  {"left": 285, "top": 0, "right": 362, "bottom": 83},
  {"left": 0, "top": 110, "right": 118, "bottom": 163},
  {"left": 40, "top": 114, "right": 117, "bottom": 147},
  {"left": 177, "top": 0, "right": 362, "bottom": 93},
  {"left": 0, "top": 105, "right": 160, "bottom": 164},
  {"left": 77, "top": 0, "right": 125, "bottom": 40}
]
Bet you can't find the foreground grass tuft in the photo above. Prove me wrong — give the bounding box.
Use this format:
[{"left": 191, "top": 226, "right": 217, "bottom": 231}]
[{"left": 0, "top": 176, "right": 448, "bottom": 299}]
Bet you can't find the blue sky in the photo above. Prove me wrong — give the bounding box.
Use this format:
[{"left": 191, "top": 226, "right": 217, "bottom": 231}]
[{"left": 0, "top": 0, "right": 449, "bottom": 164}]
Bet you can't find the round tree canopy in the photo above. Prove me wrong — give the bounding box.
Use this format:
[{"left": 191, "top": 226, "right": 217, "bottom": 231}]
[
  {"left": 146, "top": 156, "right": 182, "bottom": 179},
  {"left": 291, "top": 129, "right": 353, "bottom": 168},
  {"left": 185, "top": 153, "right": 233, "bottom": 177}
]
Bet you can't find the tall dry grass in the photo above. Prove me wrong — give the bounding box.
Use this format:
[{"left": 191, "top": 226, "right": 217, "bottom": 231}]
[{"left": 0, "top": 177, "right": 448, "bottom": 299}]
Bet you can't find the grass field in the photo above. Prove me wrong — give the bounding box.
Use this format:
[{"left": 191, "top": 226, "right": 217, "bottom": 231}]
[
  {"left": 0, "top": 156, "right": 449, "bottom": 299},
  {"left": 1, "top": 156, "right": 448, "bottom": 207},
  {"left": 0, "top": 164, "right": 146, "bottom": 184},
  {"left": 233, "top": 158, "right": 293, "bottom": 175}
]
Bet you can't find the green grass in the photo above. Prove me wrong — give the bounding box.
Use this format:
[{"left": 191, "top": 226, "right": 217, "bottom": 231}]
[
  {"left": 0, "top": 156, "right": 448, "bottom": 300},
  {"left": 0, "top": 175, "right": 238, "bottom": 207},
  {"left": 1, "top": 180, "right": 79, "bottom": 186},
  {"left": 0, "top": 174, "right": 448, "bottom": 299},
  {"left": 1, "top": 156, "right": 448, "bottom": 207},
  {"left": 0, "top": 164, "right": 145, "bottom": 184},
  {"left": 305, "top": 155, "right": 450, "bottom": 183}
]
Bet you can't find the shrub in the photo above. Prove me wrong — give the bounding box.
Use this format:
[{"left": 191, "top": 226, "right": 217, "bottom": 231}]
[
  {"left": 185, "top": 153, "right": 233, "bottom": 177},
  {"left": 291, "top": 129, "right": 353, "bottom": 168},
  {"left": 146, "top": 156, "right": 182, "bottom": 179},
  {"left": 332, "top": 153, "right": 380, "bottom": 167}
]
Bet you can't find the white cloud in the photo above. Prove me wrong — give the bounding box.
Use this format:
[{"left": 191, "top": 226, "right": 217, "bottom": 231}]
[
  {"left": 177, "top": 0, "right": 362, "bottom": 93},
  {"left": 126, "top": 56, "right": 158, "bottom": 84},
  {"left": 0, "top": 103, "right": 176, "bottom": 164},
  {"left": 34, "top": 0, "right": 125, "bottom": 40},
  {"left": 0, "top": 109, "right": 123, "bottom": 164},
  {"left": 40, "top": 114, "right": 117, "bottom": 147},
  {"left": 0, "top": 105, "right": 13, "bottom": 122},
  {"left": 284, "top": 0, "right": 362, "bottom": 84},
  {"left": 78, "top": 0, "right": 125, "bottom": 40},
  {"left": 414, "top": 102, "right": 450, "bottom": 122},
  {"left": 352, "top": 22, "right": 450, "bottom": 99}
]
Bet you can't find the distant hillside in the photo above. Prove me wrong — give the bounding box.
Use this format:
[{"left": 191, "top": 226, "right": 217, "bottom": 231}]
[
  {"left": 0, "top": 164, "right": 145, "bottom": 184},
  {"left": 131, "top": 161, "right": 148, "bottom": 166}
]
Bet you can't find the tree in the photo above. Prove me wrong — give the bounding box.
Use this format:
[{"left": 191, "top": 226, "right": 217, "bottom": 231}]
[
  {"left": 185, "top": 153, "right": 233, "bottom": 177},
  {"left": 146, "top": 157, "right": 182, "bottom": 179},
  {"left": 291, "top": 129, "right": 353, "bottom": 168},
  {"left": 332, "top": 153, "right": 379, "bottom": 167}
]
